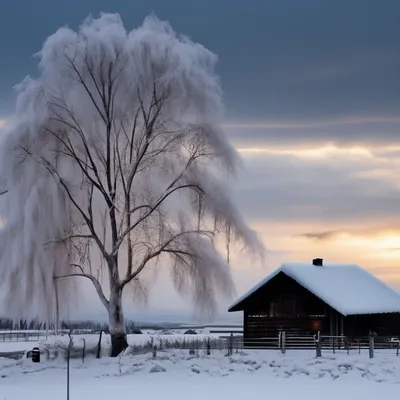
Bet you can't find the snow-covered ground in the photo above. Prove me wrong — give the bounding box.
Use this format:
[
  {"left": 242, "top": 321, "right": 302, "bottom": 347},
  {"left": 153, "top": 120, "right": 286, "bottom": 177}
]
[{"left": 2, "top": 335, "right": 400, "bottom": 399}]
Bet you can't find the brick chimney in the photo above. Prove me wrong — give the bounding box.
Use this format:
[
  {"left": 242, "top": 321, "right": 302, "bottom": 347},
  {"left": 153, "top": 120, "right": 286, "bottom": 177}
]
[{"left": 312, "top": 258, "right": 323, "bottom": 266}]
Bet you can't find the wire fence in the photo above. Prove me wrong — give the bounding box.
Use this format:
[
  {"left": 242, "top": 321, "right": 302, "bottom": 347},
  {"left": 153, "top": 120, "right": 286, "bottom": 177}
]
[
  {"left": 224, "top": 332, "right": 400, "bottom": 358},
  {"left": 2, "top": 329, "right": 400, "bottom": 360},
  {"left": 122, "top": 333, "right": 400, "bottom": 359},
  {"left": 0, "top": 330, "right": 52, "bottom": 342},
  {"left": 282, "top": 332, "right": 400, "bottom": 358},
  {"left": 0, "top": 329, "right": 92, "bottom": 343}
]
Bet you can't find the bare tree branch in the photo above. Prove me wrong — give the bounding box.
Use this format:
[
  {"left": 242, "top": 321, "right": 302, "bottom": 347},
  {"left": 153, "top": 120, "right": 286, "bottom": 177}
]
[
  {"left": 120, "top": 229, "right": 211, "bottom": 288},
  {"left": 55, "top": 269, "right": 109, "bottom": 309},
  {"left": 33, "top": 152, "right": 109, "bottom": 260},
  {"left": 44, "top": 234, "right": 94, "bottom": 246},
  {"left": 114, "top": 184, "right": 204, "bottom": 254}
]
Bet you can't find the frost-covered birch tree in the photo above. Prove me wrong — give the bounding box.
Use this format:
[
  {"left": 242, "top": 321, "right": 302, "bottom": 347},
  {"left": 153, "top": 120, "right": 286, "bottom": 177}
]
[{"left": 0, "top": 14, "right": 263, "bottom": 356}]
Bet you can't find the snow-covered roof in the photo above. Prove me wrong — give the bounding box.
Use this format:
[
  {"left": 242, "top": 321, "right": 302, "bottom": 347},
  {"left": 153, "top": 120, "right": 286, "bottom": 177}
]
[{"left": 228, "top": 262, "right": 400, "bottom": 316}]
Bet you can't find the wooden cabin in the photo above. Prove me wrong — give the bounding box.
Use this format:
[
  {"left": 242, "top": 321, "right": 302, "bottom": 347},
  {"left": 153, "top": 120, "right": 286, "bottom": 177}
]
[{"left": 228, "top": 259, "right": 400, "bottom": 343}]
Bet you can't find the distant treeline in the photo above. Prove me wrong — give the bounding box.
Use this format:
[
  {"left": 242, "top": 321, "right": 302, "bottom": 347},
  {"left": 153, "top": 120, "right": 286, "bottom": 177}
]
[
  {"left": 0, "top": 318, "right": 106, "bottom": 331},
  {"left": 0, "top": 318, "right": 180, "bottom": 333}
]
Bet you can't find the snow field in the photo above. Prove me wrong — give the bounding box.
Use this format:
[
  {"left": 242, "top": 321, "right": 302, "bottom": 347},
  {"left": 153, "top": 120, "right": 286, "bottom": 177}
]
[
  {"left": 2, "top": 334, "right": 400, "bottom": 399},
  {"left": 3, "top": 339, "right": 400, "bottom": 382}
]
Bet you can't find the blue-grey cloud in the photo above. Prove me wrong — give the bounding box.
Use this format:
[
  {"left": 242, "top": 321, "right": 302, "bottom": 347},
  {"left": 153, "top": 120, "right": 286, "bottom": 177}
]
[
  {"left": 1, "top": 0, "right": 399, "bottom": 128},
  {"left": 234, "top": 151, "right": 400, "bottom": 224},
  {"left": 298, "top": 227, "right": 400, "bottom": 242},
  {"left": 226, "top": 117, "right": 400, "bottom": 148}
]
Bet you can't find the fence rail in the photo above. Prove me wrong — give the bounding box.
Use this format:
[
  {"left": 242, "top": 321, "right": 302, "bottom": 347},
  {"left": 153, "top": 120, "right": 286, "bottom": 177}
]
[
  {"left": 126, "top": 332, "right": 400, "bottom": 359},
  {"left": 1, "top": 329, "right": 400, "bottom": 359},
  {"left": 0, "top": 330, "right": 57, "bottom": 342},
  {"left": 0, "top": 329, "right": 86, "bottom": 343},
  {"left": 237, "top": 331, "right": 400, "bottom": 358}
]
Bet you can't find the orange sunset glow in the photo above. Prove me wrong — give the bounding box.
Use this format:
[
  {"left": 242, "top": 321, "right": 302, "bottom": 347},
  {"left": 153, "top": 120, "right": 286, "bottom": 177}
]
[{"left": 226, "top": 134, "right": 400, "bottom": 308}]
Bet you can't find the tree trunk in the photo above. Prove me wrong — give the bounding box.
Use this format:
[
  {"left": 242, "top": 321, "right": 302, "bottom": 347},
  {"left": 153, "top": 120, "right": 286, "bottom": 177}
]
[{"left": 108, "top": 283, "right": 128, "bottom": 357}]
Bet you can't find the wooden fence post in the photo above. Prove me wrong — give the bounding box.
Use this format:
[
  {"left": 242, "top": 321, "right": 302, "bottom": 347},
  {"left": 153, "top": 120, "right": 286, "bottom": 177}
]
[
  {"left": 315, "top": 337, "right": 322, "bottom": 358},
  {"left": 369, "top": 333, "right": 374, "bottom": 359},
  {"left": 81, "top": 338, "right": 86, "bottom": 363},
  {"left": 207, "top": 338, "right": 211, "bottom": 355},
  {"left": 281, "top": 331, "right": 286, "bottom": 354},
  {"left": 345, "top": 336, "right": 349, "bottom": 355},
  {"left": 397, "top": 341, "right": 399, "bottom": 356},
  {"left": 228, "top": 333, "right": 233, "bottom": 356},
  {"left": 189, "top": 340, "right": 195, "bottom": 355},
  {"left": 152, "top": 344, "right": 157, "bottom": 358},
  {"left": 96, "top": 330, "right": 103, "bottom": 359}
]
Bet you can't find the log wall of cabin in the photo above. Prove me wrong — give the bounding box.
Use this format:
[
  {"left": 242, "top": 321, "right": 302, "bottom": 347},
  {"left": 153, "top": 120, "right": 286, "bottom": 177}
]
[
  {"left": 343, "top": 314, "right": 400, "bottom": 337},
  {"left": 241, "top": 272, "right": 338, "bottom": 338}
]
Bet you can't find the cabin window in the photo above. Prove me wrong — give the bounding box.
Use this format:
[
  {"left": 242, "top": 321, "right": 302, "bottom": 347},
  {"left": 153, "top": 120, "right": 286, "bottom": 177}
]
[
  {"left": 283, "top": 298, "right": 296, "bottom": 316},
  {"left": 246, "top": 313, "right": 270, "bottom": 337},
  {"left": 268, "top": 296, "right": 296, "bottom": 317},
  {"left": 305, "top": 298, "right": 326, "bottom": 317},
  {"left": 269, "top": 301, "right": 275, "bottom": 317}
]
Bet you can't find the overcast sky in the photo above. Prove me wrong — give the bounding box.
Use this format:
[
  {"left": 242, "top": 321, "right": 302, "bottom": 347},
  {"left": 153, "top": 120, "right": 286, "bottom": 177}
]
[{"left": 1, "top": 0, "right": 400, "bottom": 323}]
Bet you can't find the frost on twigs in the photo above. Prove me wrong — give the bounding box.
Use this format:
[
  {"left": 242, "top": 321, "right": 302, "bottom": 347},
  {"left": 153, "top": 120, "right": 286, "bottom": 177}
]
[{"left": 0, "top": 13, "right": 264, "bottom": 324}]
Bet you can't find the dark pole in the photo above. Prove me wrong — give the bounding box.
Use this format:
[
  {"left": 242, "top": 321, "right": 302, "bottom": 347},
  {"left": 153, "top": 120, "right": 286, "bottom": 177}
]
[
  {"left": 315, "top": 337, "right": 322, "bottom": 358},
  {"left": 82, "top": 338, "right": 86, "bottom": 363},
  {"left": 96, "top": 330, "right": 103, "bottom": 359},
  {"left": 67, "top": 330, "right": 73, "bottom": 400},
  {"left": 369, "top": 331, "right": 374, "bottom": 359}
]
